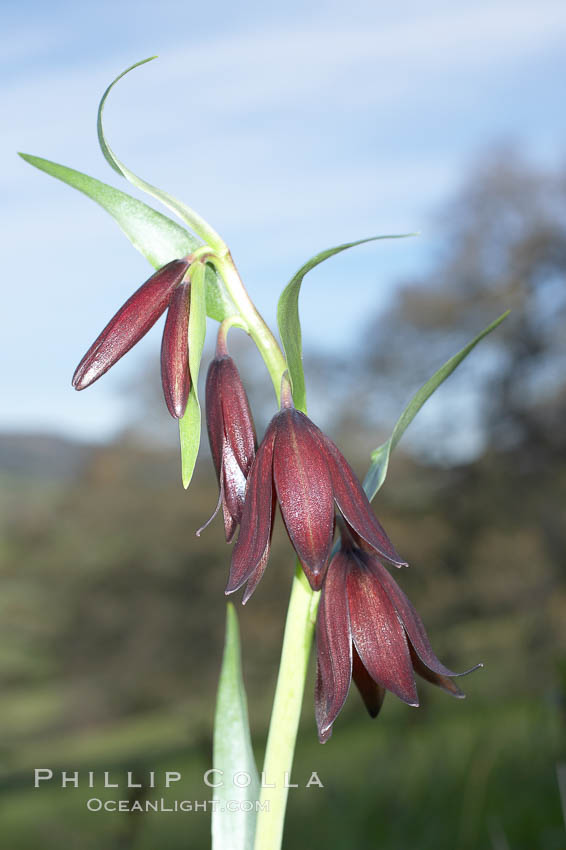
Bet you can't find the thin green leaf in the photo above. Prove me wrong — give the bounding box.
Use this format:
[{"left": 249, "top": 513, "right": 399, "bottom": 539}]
[
  {"left": 277, "top": 234, "right": 415, "bottom": 412},
  {"left": 363, "top": 311, "right": 510, "bottom": 500},
  {"left": 179, "top": 262, "right": 207, "bottom": 488},
  {"left": 21, "top": 152, "right": 197, "bottom": 263},
  {"left": 19, "top": 153, "right": 236, "bottom": 322},
  {"left": 97, "top": 57, "right": 225, "bottom": 251},
  {"left": 212, "top": 603, "right": 259, "bottom": 850}
]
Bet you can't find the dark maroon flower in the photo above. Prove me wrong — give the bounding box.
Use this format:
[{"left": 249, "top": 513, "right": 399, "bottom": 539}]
[
  {"left": 160, "top": 281, "right": 191, "bottom": 419},
  {"left": 226, "top": 397, "right": 406, "bottom": 603},
  {"left": 72, "top": 258, "right": 190, "bottom": 392},
  {"left": 200, "top": 336, "right": 257, "bottom": 542},
  {"left": 315, "top": 524, "right": 481, "bottom": 743}
]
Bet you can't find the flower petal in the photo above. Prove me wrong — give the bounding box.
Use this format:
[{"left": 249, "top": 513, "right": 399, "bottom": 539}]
[
  {"left": 315, "top": 552, "right": 352, "bottom": 743},
  {"left": 73, "top": 258, "right": 189, "bottom": 390},
  {"left": 317, "top": 433, "right": 407, "bottom": 568},
  {"left": 205, "top": 355, "right": 257, "bottom": 541},
  {"left": 409, "top": 646, "right": 466, "bottom": 698},
  {"left": 160, "top": 282, "right": 191, "bottom": 418},
  {"left": 273, "top": 409, "right": 335, "bottom": 589},
  {"left": 241, "top": 533, "right": 272, "bottom": 605},
  {"left": 218, "top": 356, "right": 257, "bottom": 476},
  {"left": 205, "top": 358, "right": 225, "bottom": 481},
  {"left": 221, "top": 437, "right": 248, "bottom": 541},
  {"left": 226, "top": 422, "right": 276, "bottom": 595},
  {"left": 315, "top": 669, "right": 332, "bottom": 744},
  {"left": 196, "top": 444, "right": 244, "bottom": 542},
  {"left": 347, "top": 558, "right": 418, "bottom": 706},
  {"left": 367, "top": 557, "right": 481, "bottom": 679},
  {"left": 352, "top": 644, "right": 387, "bottom": 718},
  {"left": 206, "top": 355, "right": 256, "bottom": 481}
]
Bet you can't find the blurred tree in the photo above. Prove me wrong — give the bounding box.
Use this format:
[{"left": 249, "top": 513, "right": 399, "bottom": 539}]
[{"left": 353, "top": 147, "right": 566, "bottom": 466}]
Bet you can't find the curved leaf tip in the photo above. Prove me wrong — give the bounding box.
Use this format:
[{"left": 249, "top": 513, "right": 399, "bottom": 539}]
[
  {"left": 97, "top": 56, "right": 158, "bottom": 176},
  {"left": 96, "top": 55, "right": 225, "bottom": 250},
  {"left": 363, "top": 309, "right": 510, "bottom": 500},
  {"left": 277, "top": 233, "right": 417, "bottom": 413}
]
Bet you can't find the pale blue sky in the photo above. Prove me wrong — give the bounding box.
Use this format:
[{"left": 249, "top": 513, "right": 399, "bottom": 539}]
[{"left": 2, "top": 0, "right": 566, "bottom": 440}]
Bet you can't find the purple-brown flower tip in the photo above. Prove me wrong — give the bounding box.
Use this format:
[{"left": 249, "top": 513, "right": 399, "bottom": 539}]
[
  {"left": 315, "top": 530, "right": 480, "bottom": 743},
  {"left": 202, "top": 353, "right": 257, "bottom": 542},
  {"left": 160, "top": 282, "right": 191, "bottom": 418},
  {"left": 72, "top": 258, "right": 190, "bottom": 391},
  {"left": 226, "top": 406, "right": 406, "bottom": 602}
]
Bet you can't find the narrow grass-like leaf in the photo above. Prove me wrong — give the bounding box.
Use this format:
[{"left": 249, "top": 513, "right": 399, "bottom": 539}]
[
  {"left": 277, "top": 235, "right": 415, "bottom": 412},
  {"left": 212, "top": 603, "right": 259, "bottom": 850},
  {"left": 179, "top": 262, "right": 207, "bottom": 488},
  {"left": 97, "top": 57, "right": 225, "bottom": 251},
  {"left": 19, "top": 153, "right": 236, "bottom": 322},
  {"left": 21, "top": 152, "right": 197, "bottom": 263},
  {"left": 363, "top": 311, "right": 510, "bottom": 501}
]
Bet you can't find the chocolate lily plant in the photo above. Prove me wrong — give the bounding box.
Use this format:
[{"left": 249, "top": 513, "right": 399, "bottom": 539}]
[{"left": 21, "top": 58, "right": 508, "bottom": 850}]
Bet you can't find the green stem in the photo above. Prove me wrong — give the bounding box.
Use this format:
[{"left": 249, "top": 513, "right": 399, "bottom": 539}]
[
  {"left": 212, "top": 251, "right": 320, "bottom": 850},
  {"left": 253, "top": 566, "right": 320, "bottom": 850},
  {"left": 212, "top": 253, "right": 288, "bottom": 403}
]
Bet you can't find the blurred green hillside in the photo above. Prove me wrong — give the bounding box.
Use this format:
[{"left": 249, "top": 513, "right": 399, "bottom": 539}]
[{"left": 0, "top": 430, "right": 564, "bottom": 849}]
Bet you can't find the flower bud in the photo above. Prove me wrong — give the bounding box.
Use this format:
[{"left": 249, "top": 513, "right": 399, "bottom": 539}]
[
  {"left": 72, "top": 258, "right": 190, "bottom": 390},
  {"left": 202, "top": 352, "right": 257, "bottom": 542},
  {"left": 160, "top": 282, "right": 191, "bottom": 418}
]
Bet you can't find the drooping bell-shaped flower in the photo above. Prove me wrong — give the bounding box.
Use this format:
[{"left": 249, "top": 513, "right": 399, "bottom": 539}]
[
  {"left": 200, "top": 328, "right": 257, "bottom": 542},
  {"left": 160, "top": 281, "right": 191, "bottom": 419},
  {"left": 226, "top": 387, "right": 406, "bottom": 603},
  {"left": 72, "top": 258, "right": 190, "bottom": 392},
  {"left": 315, "top": 522, "right": 481, "bottom": 743}
]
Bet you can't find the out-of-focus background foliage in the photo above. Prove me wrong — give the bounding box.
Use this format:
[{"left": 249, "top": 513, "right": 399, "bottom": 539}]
[{"left": 1, "top": 149, "right": 565, "bottom": 848}]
